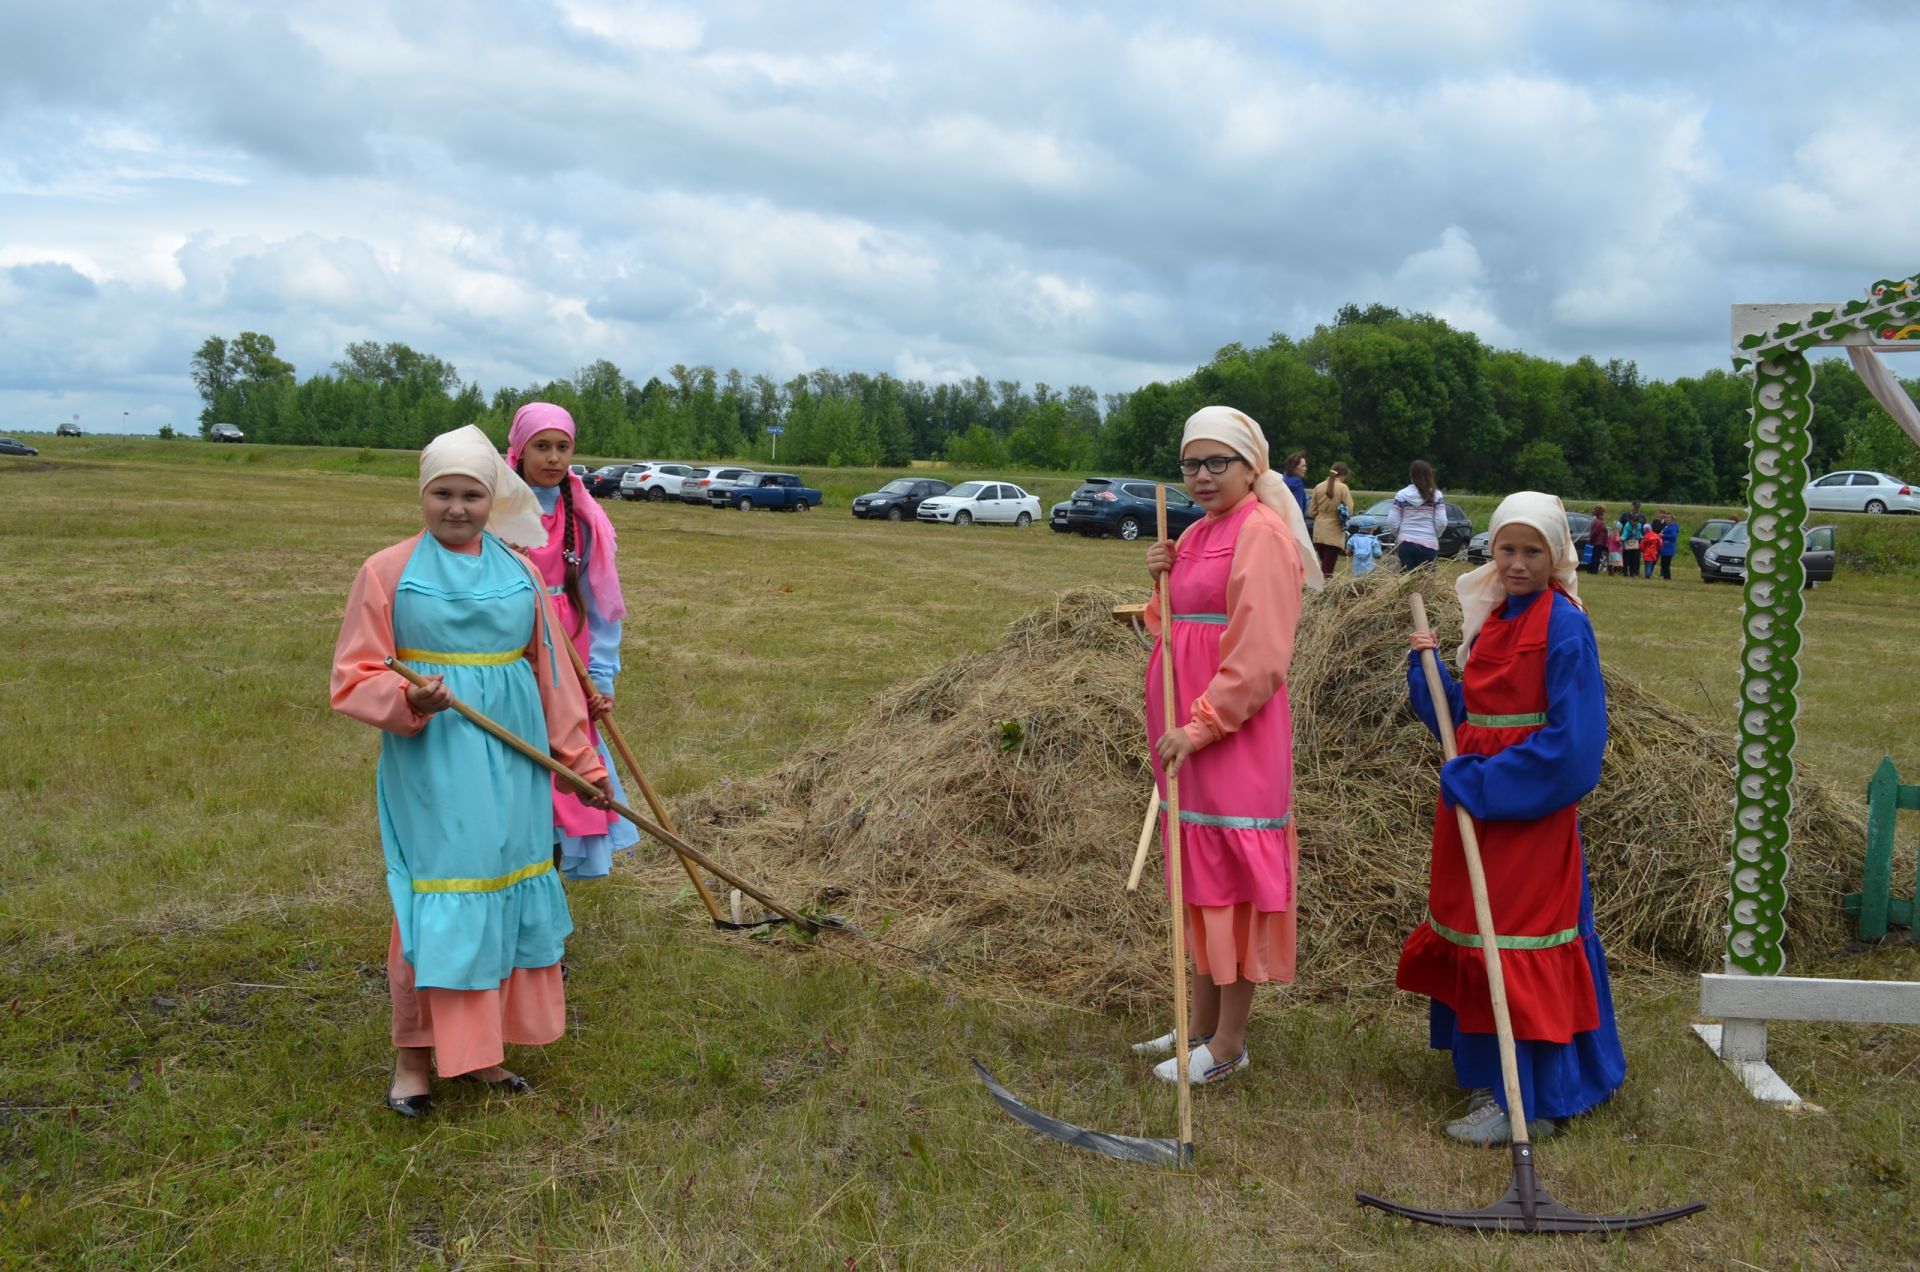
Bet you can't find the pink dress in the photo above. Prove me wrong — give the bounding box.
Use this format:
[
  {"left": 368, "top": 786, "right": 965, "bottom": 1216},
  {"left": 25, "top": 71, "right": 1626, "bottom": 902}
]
[{"left": 1145, "top": 494, "right": 1305, "bottom": 984}]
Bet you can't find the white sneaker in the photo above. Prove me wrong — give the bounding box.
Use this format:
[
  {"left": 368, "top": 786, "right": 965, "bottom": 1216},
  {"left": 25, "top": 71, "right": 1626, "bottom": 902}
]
[
  {"left": 1150, "top": 1042, "right": 1249, "bottom": 1086},
  {"left": 1130, "top": 1029, "right": 1213, "bottom": 1056}
]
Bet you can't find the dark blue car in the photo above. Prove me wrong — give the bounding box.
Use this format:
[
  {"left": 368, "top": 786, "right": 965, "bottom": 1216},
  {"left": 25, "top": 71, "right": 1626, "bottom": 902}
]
[{"left": 1062, "top": 477, "right": 1205, "bottom": 541}]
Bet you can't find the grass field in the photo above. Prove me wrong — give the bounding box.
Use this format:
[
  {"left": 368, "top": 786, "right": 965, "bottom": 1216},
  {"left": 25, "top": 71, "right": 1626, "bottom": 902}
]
[{"left": 3, "top": 441, "right": 1919, "bottom": 1268}]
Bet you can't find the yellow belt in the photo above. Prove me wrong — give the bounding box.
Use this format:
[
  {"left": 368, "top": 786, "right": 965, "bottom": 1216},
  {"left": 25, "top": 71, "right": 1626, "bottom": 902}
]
[
  {"left": 413, "top": 858, "right": 554, "bottom": 894},
  {"left": 394, "top": 647, "right": 523, "bottom": 667}
]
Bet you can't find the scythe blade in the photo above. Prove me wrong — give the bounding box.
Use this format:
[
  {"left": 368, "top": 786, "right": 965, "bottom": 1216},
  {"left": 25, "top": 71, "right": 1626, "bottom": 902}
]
[{"left": 971, "top": 1059, "right": 1191, "bottom": 1168}]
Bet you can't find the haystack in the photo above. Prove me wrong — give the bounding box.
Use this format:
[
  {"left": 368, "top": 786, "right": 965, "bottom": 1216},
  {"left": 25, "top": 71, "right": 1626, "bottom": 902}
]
[{"left": 673, "top": 571, "right": 1866, "bottom": 1012}]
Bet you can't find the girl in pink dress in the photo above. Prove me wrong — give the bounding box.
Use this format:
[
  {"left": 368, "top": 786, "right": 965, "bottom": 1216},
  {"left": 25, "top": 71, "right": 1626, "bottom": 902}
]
[
  {"left": 1137, "top": 405, "right": 1324, "bottom": 1085},
  {"left": 506, "top": 403, "right": 640, "bottom": 879}
]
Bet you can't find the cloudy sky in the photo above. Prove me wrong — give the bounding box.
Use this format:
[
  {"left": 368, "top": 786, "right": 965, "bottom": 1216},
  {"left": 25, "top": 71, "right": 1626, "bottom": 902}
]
[{"left": 3, "top": 0, "right": 1915, "bottom": 433}]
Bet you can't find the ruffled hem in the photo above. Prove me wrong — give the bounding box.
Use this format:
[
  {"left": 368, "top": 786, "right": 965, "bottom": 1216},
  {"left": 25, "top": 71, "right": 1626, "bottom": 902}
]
[
  {"left": 1394, "top": 923, "right": 1598, "bottom": 1043},
  {"left": 1186, "top": 903, "right": 1295, "bottom": 985},
  {"left": 1163, "top": 821, "right": 1293, "bottom": 911},
  {"left": 388, "top": 919, "right": 564, "bottom": 1077},
  {"left": 397, "top": 867, "right": 573, "bottom": 991}
]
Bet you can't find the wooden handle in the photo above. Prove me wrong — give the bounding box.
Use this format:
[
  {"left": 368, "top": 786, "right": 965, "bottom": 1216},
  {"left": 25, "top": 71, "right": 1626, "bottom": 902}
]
[
  {"left": 557, "top": 635, "right": 726, "bottom": 922},
  {"left": 1158, "top": 485, "right": 1193, "bottom": 1151},
  {"left": 1407, "top": 596, "right": 1530, "bottom": 1143},
  {"left": 1124, "top": 784, "right": 1159, "bottom": 892},
  {"left": 386, "top": 657, "right": 816, "bottom": 932}
]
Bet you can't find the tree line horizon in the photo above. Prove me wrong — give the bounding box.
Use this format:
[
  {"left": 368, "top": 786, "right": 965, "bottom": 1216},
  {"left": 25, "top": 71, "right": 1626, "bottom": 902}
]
[{"left": 188, "top": 303, "right": 1920, "bottom": 503}]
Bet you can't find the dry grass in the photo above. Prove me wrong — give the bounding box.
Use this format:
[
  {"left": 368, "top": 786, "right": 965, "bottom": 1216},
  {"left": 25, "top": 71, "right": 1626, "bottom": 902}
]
[{"left": 677, "top": 570, "right": 1866, "bottom": 1010}]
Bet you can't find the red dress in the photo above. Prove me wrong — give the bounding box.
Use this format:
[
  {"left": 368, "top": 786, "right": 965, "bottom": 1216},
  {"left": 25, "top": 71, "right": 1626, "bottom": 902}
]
[{"left": 1394, "top": 582, "right": 1598, "bottom": 1043}]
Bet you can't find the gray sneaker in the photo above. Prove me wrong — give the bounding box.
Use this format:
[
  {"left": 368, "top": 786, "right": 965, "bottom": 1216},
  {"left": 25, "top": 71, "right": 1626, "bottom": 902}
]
[{"left": 1444, "top": 1099, "right": 1560, "bottom": 1147}]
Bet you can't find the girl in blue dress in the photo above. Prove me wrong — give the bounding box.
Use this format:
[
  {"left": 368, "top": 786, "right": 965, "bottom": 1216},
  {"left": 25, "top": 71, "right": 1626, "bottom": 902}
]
[{"left": 332, "top": 425, "right": 610, "bottom": 1118}]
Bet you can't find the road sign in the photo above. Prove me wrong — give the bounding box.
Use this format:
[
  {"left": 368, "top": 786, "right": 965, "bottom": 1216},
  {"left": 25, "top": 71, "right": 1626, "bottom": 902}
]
[{"left": 766, "top": 426, "right": 785, "bottom": 435}]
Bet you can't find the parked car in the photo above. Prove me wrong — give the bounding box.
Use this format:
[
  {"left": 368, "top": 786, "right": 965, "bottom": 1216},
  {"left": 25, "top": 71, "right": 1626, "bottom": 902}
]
[
  {"left": 851, "top": 478, "right": 952, "bottom": 521},
  {"left": 209, "top": 422, "right": 244, "bottom": 443},
  {"left": 1049, "top": 500, "right": 1073, "bottom": 533},
  {"left": 1689, "top": 518, "right": 1736, "bottom": 566},
  {"left": 584, "top": 464, "right": 636, "bottom": 498},
  {"left": 56, "top": 423, "right": 80, "bottom": 437},
  {"left": 0, "top": 437, "right": 40, "bottom": 456},
  {"left": 1062, "top": 477, "right": 1204, "bottom": 541},
  {"left": 619, "top": 461, "right": 696, "bottom": 501},
  {"left": 712, "top": 472, "right": 823, "bottom": 511},
  {"left": 680, "top": 465, "right": 752, "bottom": 505},
  {"left": 915, "top": 480, "right": 1042, "bottom": 527},
  {"left": 569, "top": 463, "right": 589, "bottom": 480},
  {"left": 1465, "top": 511, "right": 1594, "bottom": 565},
  {"left": 1355, "top": 498, "right": 1474, "bottom": 557},
  {"left": 1700, "top": 521, "right": 1836, "bottom": 585},
  {"left": 1804, "top": 470, "right": 1920, "bottom": 515}
]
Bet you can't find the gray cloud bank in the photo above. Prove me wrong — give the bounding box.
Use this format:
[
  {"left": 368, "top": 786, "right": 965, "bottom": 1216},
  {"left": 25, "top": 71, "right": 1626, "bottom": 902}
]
[{"left": 2, "top": 0, "right": 1916, "bottom": 433}]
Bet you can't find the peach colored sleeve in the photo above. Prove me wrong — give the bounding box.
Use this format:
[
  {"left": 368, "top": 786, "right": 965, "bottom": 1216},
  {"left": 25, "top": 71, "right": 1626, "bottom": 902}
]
[
  {"left": 1186, "top": 510, "right": 1304, "bottom": 749},
  {"left": 330, "top": 540, "right": 429, "bottom": 736},
  {"left": 521, "top": 565, "right": 607, "bottom": 785}
]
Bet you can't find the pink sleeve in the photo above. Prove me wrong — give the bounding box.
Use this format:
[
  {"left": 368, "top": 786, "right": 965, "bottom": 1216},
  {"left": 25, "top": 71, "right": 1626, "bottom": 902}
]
[
  {"left": 524, "top": 571, "right": 608, "bottom": 785},
  {"left": 330, "top": 546, "right": 428, "bottom": 736},
  {"left": 1185, "top": 512, "right": 1304, "bottom": 748}
]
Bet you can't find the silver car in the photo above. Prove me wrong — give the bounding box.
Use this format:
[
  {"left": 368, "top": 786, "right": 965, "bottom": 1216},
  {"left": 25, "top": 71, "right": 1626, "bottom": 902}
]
[{"left": 1803, "top": 470, "right": 1919, "bottom": 515}]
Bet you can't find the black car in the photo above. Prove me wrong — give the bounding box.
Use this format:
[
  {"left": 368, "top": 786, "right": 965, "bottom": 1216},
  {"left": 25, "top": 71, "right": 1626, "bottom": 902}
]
[
  {"left": 1063, "top": 477, "right": 1204, "bottom": 541},
  {"left": 584, "top": 464, "right": 634, "bottom": 498},
  {"left": 0, "top": 437, "right": 39, "bottom": 457},
  {"left": 852, "top": 478, "right": 951, "bottom": 521},
  {"left": 1049, "top": 500, "right": 1072, "bottom": 533},
  {"left": 56, "top": 423, "right": 80, "bottom": 437},
  {"left": 1354, "top": 498, "right": 1473, "bottom": 558},
  {"left": 1689, "top": 518, "right": 1736, "bottom": 567},
  {"left": 209, "top": 423, "right": 244, "bottom": 443}
]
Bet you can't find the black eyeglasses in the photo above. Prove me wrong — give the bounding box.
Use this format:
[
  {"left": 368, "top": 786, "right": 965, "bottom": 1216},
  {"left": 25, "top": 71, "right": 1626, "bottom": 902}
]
[{"left": 1178, "top": 455, "right": 1245, "bottom": 476}]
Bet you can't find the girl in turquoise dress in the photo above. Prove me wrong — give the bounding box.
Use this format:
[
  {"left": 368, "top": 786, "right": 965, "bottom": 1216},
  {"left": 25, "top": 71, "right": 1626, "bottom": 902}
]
[{"left": 332, "top": 425, "right": 610, "bottom": 1118}]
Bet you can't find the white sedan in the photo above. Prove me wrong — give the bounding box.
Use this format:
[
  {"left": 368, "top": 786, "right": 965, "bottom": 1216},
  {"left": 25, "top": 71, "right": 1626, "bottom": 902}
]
[
  {"left": 915, "top": 480, "right": 1042, "bottom": 527},
  {"left": 1803, "top": 470, "right": 1920, "bottom": 514}
]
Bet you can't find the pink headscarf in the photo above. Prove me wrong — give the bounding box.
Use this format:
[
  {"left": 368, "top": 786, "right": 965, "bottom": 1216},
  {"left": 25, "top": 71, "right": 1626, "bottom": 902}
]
[{"left": 506, "top": 402, "right": 627, "bottom": 624}]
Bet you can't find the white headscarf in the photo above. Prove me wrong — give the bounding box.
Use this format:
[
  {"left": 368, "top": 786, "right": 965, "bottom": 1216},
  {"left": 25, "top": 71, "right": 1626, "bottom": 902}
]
[
  {"left": 417, "top": 424, "right": 546, "bottom": 548},
  {"left": 1179, "top": 405, "right": 1325, "bottom": 591},
  {"left": 1453, "top": 491, "right": 1583, "bottom": 669}
]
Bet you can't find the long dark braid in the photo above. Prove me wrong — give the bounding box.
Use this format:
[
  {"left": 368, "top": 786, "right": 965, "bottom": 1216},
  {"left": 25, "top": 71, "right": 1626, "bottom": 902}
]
[{"left": 556, "top": 477, "right": 588, "bottom": 639}]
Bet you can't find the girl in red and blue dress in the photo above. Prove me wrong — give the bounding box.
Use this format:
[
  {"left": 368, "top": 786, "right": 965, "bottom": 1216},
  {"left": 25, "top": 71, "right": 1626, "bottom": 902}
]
[
  {"left": 506, "top": 402, "right": 640, "bottom": 880},
  {"left": 1398, "top": 491, "right": 1626, "bottom": 1146}
]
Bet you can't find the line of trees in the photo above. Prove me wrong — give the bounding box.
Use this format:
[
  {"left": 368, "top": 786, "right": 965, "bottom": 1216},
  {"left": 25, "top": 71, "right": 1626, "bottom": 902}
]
[{"left": 190, "top": 305, "right": 1920, "bottom": 501}]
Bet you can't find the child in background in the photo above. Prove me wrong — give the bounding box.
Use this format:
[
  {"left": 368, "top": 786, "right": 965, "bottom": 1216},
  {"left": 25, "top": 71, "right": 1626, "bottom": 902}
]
[
  {"left": 1606, "top": 527, "right": 1624, "bottom": 576},
  {"left": 1347, "top": 515, "right": 1383, "bottom": 576},
  {"left": 1639, "top": 520, "right": 1661, "bottom": 578}
]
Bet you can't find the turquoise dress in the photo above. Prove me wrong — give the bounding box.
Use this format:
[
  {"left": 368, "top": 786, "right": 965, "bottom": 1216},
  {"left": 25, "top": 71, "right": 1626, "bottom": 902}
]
[{"left": 379, "top": 532, "right": 573, "bottom": 991}]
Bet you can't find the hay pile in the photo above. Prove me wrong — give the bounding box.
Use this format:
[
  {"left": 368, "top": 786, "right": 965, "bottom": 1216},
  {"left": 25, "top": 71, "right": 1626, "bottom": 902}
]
[{"left": 674, "top": 571, "right": 1866, "bottom": 1012}]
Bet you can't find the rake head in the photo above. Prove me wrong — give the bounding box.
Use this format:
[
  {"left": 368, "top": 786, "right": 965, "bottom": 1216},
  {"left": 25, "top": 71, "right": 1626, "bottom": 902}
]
[{"left": 1356, "top": 1143, "right": 1706, "bottom": 1235}]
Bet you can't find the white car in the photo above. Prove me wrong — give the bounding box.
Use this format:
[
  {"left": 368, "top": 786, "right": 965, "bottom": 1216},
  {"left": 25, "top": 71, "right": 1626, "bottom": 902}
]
[
  {"left": 619, "top": 461, "right": 696, "bottom": 501},
  {"left": 915, "top": 480, "right": 1042, "bottom": 527},
  {"left": 1803, "top": 470, "right": 1920, "bottom": 514}
]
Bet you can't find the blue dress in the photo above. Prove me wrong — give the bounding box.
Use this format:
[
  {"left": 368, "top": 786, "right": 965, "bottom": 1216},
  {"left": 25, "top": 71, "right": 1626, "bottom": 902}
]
[
  {"left": 1406, "top": 588, "right": 1627, "bottom": 1119},
  {"left": 380, "top": 532, "right": 573, "bottom": 990}
]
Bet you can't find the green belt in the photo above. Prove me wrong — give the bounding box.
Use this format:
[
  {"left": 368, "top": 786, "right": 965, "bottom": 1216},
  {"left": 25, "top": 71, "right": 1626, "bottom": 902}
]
[
  {"left": 1172, "top": 613, "right": 1228, "bottom": 625},
  {"left": 1465, "top": 711, "right": 1546, "bottom": 728},
  {"left": 1158, "top": 802, "right": 1292, "bottom": 831},
  {"left": 1427, "top": 910, "right": 1581, "bottom": 950},
  {"left": 413, "top": 858, "right": 554, "bottom": 894}
]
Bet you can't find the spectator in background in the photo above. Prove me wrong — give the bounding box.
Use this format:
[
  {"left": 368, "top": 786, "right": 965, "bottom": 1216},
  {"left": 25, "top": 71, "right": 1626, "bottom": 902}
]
[
  {"left": 1606, "top": 524, "right": 1624, "bottom": 576},
  {"left": 1640, "top": 517, "right": 1661, "bottom": 578},
  {"left": 1282, "top": 451, "right": 1310, "bottom": 518},
  {"left": 1389, "top": 460, "right": 1445, "bottom": 571},
  {"left": 1619, "top": 505, "right": 1643, "bottom": 581},
  {"left": 1658, "top": 509, "right": 1680, "bottom": 581},
  {"left": 1587, "top": 507, "right": 1608, "bottom": 576},
  {"left": 1347, "top": 514, "right": 1384, "bottom": 576},
  {"left": 1308, "top": 461, "right": 1353, "bottom": 579}
]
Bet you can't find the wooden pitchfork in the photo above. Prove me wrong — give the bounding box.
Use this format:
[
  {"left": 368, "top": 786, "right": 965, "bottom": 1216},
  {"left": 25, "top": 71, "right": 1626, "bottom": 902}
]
[
  {"left": 1354, "top": 594, "right": 1703, "bottom": 1234},
  {"left": 386, "top": 656, "right": 818, "bottom": 934}
]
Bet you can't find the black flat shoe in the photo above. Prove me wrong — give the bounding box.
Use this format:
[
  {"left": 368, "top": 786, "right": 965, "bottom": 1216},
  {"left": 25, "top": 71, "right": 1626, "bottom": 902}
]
[
  {"left": 459, "top": 1070, "right": 533, "bottom": 1096},
  {"left": 385, "top": 1061, "right": 433, "bottom": 1118}
]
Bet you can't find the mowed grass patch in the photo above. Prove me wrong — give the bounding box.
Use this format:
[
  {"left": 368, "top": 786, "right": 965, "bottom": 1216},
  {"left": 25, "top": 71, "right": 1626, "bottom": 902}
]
[{"left": 0, "top": 449, "right": 1916, "bottom": 1266}]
